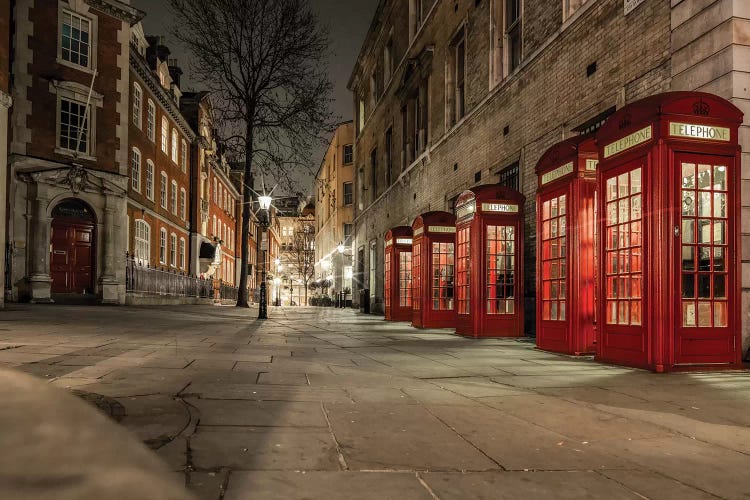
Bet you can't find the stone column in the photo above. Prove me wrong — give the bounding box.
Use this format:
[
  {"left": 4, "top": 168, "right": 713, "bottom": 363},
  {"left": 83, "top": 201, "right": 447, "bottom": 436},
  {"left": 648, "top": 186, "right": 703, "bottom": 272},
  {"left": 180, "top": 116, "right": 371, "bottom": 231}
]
[
  {"left": 28, "top": 183, "right": 53, "bottom": 303},
  {"left": 0, "top": 90, "right": 11, "bottom": 307},
  {"left": 99, "top": 194, "right": 120, "bottom": 304}
]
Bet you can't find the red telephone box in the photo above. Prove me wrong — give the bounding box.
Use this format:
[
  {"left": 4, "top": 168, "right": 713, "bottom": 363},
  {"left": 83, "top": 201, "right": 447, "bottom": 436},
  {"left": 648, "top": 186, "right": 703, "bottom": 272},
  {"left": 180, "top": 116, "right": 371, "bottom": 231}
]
[
  {"left": 412, "top": 212, "right": 457, "bottom": 329},
  {"left": 535, "top": 137, "right": 598, "bottom": 355},
  {"left": 454, "top": 185, "right": 525, "bottom": 337},
  {"left": 384, "top": 226, "right": 414, "bottom": 321},
  {"left": 595, "top": 91, "right": 743, "bottom": 372}
]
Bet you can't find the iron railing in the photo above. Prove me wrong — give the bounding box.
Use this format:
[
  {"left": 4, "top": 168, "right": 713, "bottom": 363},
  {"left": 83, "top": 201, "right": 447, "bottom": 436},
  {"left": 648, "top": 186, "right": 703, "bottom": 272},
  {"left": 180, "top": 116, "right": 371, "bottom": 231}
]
[{"left": 125, "top": 252, "right": 239, "bottom": 300}]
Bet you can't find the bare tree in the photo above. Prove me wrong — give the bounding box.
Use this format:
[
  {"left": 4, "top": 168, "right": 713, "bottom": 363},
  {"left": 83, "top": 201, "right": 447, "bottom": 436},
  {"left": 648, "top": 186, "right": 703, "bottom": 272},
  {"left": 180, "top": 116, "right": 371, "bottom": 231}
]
[
  {"left": 169, "top": 0, "right": 334, "bottom": 307},
  {"left": 285, "top": 215, "right": 316, "bottom": 306}
]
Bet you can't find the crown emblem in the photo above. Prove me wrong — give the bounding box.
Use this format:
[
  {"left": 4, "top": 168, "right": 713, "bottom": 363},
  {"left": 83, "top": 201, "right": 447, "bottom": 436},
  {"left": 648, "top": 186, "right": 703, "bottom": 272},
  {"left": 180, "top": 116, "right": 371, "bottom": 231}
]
[
  {"left": 619, "top": 114, "right": 631, "bottom": 130},
  {"left": 693, "top": 99, "right": 710, "bottom": 116}
]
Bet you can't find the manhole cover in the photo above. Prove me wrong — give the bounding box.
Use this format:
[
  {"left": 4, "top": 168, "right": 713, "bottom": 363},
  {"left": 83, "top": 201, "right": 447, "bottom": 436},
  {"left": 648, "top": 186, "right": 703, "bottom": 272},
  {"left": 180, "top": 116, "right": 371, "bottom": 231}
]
[{"left": 71, "top": 390, "right": 126, "bottom": 422}]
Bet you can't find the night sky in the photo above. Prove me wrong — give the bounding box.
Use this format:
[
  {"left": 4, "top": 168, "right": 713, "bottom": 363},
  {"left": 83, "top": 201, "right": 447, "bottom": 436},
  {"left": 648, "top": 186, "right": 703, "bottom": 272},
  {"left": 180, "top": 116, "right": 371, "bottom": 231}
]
[{"left": 131, "top": 0, "right": 378, "bottom": 195}]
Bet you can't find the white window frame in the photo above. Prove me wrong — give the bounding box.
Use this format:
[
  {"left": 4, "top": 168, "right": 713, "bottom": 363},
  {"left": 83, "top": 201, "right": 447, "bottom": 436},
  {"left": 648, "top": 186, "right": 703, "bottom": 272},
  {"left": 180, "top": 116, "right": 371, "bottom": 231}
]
[
  {"left": 160, "top": 172, "right": 168, "bottom": 209},
  {"left": 145, "top": 160, "right": 154, "bottom": 200},
  {"left": 171, "top": 128, "right": 179, "bottom": 163},
  {"left": 132, "top": 83, "right": 142, "bottom": 129},
  {"left": 57, "top": 7, "right": 97, "bottom": 73},
  {"left": 159, "top": 228, "right": 167, "bottom": 264},
  {"left": 171, "top": 180, "right": 178, "bottom": 215},
  {"left": 147, "top": 99, "right": 156, "bottom": 142},
  {"left": 161, "top": 117, "right": 169, "bottom": 154},
  {"left": 180, "top": 187, "right": 186, "bottom": 220},
  {"left": 179, "top": 237, "right": 186, "bottom": 270},
  {"left": 213, "top": 215, "right": 217, "bottom": 237},
  {"left": 131, "top": 147, "right": 141, "bottom": 192},
  {"left": 134, "top": 219, "right": 150, "bottom": 265},
  {"left": 181, "top": 139, "right": 187, "bottom": 172},
  {"left": 170, "top": 233, "right": 177, "bottom": 267}
]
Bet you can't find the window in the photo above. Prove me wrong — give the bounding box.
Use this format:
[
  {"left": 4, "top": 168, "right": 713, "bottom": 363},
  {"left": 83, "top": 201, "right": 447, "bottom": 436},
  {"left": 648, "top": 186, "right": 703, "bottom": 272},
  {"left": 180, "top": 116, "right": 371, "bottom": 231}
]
[
  {"left": 146, "top": 160, "right": 154, "bottom": 200},
  {"left": 490, "top": 0, "right": 504, "bottom": 85},
  {"left": 498, "top": 162, "right": 520, "bottom": 191},
  {"left": 604, "top": 168, "right": 642, "bottom": 325},
  {"left": 409, "top": 0, "right": 424, "bottom": 40},
  {"left": 357, "top": 98, "right": 365, "bottom": 134},
  {"left": 171, "top": 180, "right": 178, "bottom": 214},
  {"left": 385, "top": 128, "right": 394, "bottom": 186},
  {"left": 370, "top": 70, "right": 379, "bottom": 105},
  {"left": 401, "top": 105, "right": 408, "bottom": 168},
  {"left": 181, "top": 140, "right": 187, "bottom": 172},
  {"left": 486, "top": 225, "right": 515, "bottom": 314},
  {"left": 212, "top": 215, "right": 217, "bottom": 237},
  {"left": 147, "top": 100, "right": 156, "bottom": 141},
  {"left": 159, "top": 228, "right": 167, "bottom": 264},
  {"left": 344, "top": 223, "right": 353, "bottom": 244},
  {"left": 456, "top": 226, "right": 470, "bottom": 315},
  {"left": 506, "top": 0, "right": 522, "bottom": 72},
  {"left": 213, "top": 178, "right": 217, "bottom": 202},
  {"left": 563, "top": 0, "right": 587, "bottom": 21},
  {"left": 432, "top": 242, "right": 455, "bottom": 310},
  {"left": 161, "top": 117, "right": 169, "bottom": 153},
  {"left": 59, "top": 98, "right": 90, "bottom": 154},
  {"left": 413, "top": 242, "right": 422, "bottom": 310},
  {"left": 131, "top": 148, "right": 141, "bottom": 192},
  {"left": 134, "top": 220, "right": 150, "bottom": 265},
  {"left": 541, "top": 196, "right": 566, "bottom": 321},
  {"left": 180, "top": 188, "right": 186, "bottom": 220},
  {"left": 160, "top": 173, "right": 168, "bottom": 208},
  {"left": 132, "top": 83, "right": 142, "bottom": 129},
  {"left": 448, "top": 28, "right": 466, "bottom": 126},
  {"left": 179, "top": 238, "right": 186, "bottom": 270},
  {"left": 171, "top": 128, "right": 178, "bottom": 163},
  {"left": 370, "top": 148, "right": 378, "bottom": 201},
  {"left": 384, "top": 37, "right": 394, "bottom": 83},
  {"left": 343, "top": 182, "right": 353, "bottom": 206},
  {"left": 343, "top": 144, "right": 353, "bottom": 165},
  {"left": 170, "top": 233, "right": 177, "bottom": 267},
  {"left": 399, "top": 251, "right": 413, "bottom": 307},
  {"left": 61, "top": 10, "right": 91, "bottom": 68}
]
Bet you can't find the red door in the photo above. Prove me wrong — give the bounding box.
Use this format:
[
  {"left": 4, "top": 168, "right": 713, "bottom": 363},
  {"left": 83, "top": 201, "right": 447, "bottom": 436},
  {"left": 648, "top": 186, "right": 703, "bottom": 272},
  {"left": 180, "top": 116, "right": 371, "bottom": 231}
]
[
  {"left": 50, "top": 220, "right": 94, "bottom": 294},
  {"left": 674, "top": 153, "right": 736, "bottom": 365}
]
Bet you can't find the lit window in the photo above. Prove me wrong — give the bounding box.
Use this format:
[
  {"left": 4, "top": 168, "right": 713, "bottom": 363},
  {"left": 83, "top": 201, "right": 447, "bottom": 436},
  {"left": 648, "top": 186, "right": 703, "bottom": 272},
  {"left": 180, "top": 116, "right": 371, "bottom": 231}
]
[
  {"left": 179, "top": 238, "right": 186, "bottom": 269},
  {"left": 170, "top": 233, "right": 177, "bottom": 267},
  {"left": 131, "top": 147, "right": 141, "bottom": 192},
  {"left": 171, "top": 180, "right": 178, "bottom": 214},
  {"left": 161, "top": 117, "right": 168, "bottom": 153},
  {"left": 171, "top": 128, "right": 178, "bottom": 163},
  {"left": 147, "top": 100, "right": 155, "bottom": 141},
  {"left": 160, "top": 173, "right": 168, "bottom": 208},
  {"left": 61, "top": 11, "right": 91, "bottom": 68},
  {"left": 145, "top": 160, "right": 154, "bottom": 200},
  {"left": 540, "top": 196, "right": 566, "bottom": 321},
  {"left": 180, "top": 188, "right": 186, "bottom": 220},
  {"left": 181, "top": 139, "right": 187, "bottom": 172},
  {"left": 132, "top": 83, "right": 142, "bottom": 129},
  {"left": 159, "top": 228, "right": 167, "bottom": 264},
  {"left": 134, "top": 219, "right": 150, "bottom": 265},
  {"left": 59, "top": 98, "right": 90, "bottom": 154}
]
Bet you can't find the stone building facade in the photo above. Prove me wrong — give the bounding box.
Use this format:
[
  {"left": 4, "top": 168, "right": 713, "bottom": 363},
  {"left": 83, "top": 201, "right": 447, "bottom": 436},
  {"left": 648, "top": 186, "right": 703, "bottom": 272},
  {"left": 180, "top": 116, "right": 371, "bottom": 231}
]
[
  {"left": 126, "top": 27, "right": 195, "bottom": 278},
  {"left": 348, "top": 0, "right": 749, "bottom": 352},
  {"left": 0, "top": 0, "right": 11, "bottom": 307},
  {"left": 314, "top": 121, "right": 355, "bottom": 295},
  {"left": 8, "top": 0, "right": 142, "bottom": 304}
]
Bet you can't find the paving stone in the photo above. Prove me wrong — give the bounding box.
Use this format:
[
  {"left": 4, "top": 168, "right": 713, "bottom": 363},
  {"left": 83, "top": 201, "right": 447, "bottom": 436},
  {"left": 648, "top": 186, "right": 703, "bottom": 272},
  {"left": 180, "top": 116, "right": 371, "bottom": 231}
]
[
  {"left": 257, "top": 371, "right": 310, "bottom": 386},
  {"left": 191, "top": 399, "right": 328, "bottom": 427}
]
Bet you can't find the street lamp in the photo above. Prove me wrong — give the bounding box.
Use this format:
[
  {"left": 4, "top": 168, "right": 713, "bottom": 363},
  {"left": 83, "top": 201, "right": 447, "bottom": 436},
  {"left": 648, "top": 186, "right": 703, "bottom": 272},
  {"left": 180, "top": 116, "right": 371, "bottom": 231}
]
[
  {"left": 273, "top": 277, "right": 282, "bottom": 307},
  {"left": 337, "top": 241, "right": 353, "bottom": 307},
  {"left": 257, "top": 194, "right": 273, "bottom": 320}
]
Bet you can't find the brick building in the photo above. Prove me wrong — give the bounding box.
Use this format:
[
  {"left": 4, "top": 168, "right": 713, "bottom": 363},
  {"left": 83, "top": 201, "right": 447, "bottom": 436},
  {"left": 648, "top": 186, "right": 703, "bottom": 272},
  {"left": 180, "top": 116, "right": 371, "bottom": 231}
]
[
  {"left": 348, "top": 0, "right": 750, "bottom": 352},
  {"left": 315, "top": 121, "right": 355, "bottom": 296},
  {"left": 126, "top": 28, "right": 194, "bottom": 277},
  {"left": 8, "top": 0, "right": 142, "bottom": 303},
  {"left": 0, "top": 0, "right": 11, "bottom": 307}
]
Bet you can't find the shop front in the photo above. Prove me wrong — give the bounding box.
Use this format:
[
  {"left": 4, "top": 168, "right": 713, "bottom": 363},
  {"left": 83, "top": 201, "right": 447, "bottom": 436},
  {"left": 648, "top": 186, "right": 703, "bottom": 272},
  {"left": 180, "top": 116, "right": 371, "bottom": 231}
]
[
  {"left": 384, "top": 226, "right": 413, "bottom": 322},
  {"left": 595, "top": 91, "right": 742, "bottom": 371},
  {"left": 535, "top": 137, "right": 598, "bottom": 355},
  {"left": 411, "top": 212, "right": 456, "bottom": 329},
  {"left": 454, "top": 185, "right": 525, "bottom": 338}
]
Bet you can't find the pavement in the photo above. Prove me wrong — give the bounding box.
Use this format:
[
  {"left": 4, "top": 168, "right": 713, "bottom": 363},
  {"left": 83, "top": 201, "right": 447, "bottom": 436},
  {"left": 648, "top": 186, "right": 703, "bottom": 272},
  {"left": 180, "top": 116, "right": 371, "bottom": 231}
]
[{"left": 0, "top": 304, "right": 750, "bottom": 499}]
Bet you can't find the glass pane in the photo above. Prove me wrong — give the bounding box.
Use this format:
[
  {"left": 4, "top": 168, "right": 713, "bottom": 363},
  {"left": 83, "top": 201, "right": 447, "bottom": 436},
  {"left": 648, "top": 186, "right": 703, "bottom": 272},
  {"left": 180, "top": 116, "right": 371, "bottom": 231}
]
[
  {"left": 698, "top": 192, "right": 711, "bottom": 217},
  {"left": 713, "top": 193, "right": 727, "bottom": 218},
  {"left": 559, "top": 196, "right": 566, "bottom": 215},
  {"left": 697, "top": 164, "right": 712, "bottom": 189},
  {"left": 713, "top": 221, "right": 726, "bottom": 245},
  {"left": 559, "top": 301, "right": 566, "bottom": 320},
  {"left": 606, "top": 177, "right": 617, "bottom": 201},
  {"left": 681, "top": 246, "right": 694, "bottom": 271},
  {"left": 619, "top": 199, "right": 630, "bottom": 223},
  {"left": 550, "top": 301, "right": 557, "bottom": 320},
  {"left": 631, "top": 168, "right": 642, "bottom": 194},
  {"left": 631, "top": 195, "right": 641, "bottom": 220},
  {"left": 607, "top": 301, "right": 617, "bottom": 324},
  {"left": 698, "top": 219, "right": 711, "bottom": 244},
  {"left": 550, "top": 198, "right": 558, "bottom": 218},
  {"left": 682, "top": 219, "right": 695, "bottom": 243},
  {"left": 713, "top": 247, "right": 725, "bottom": 271},
  {"left": 618, "top": 301, "right": 629, "bottom": 325},
  {"left": 682, "top": 163, "right": 695, "bottom": 189},
  {"left": 697, "top": 302, "right": 712, "bottom": 327},
  {"left": 682, "top": 274, "right": 695, "bottom": 298},
  {"left": 714, "top": 274, "right": 726, "bottom": 298},
  {"left": 607, "top": 202, "right": 618, "bottom": 225},
  {"left": 618, "top": 173, "right": 629, "bottom": 197},
  {"left": 631, "top": 275, "right": 642, "bottom": 298},
  {"left": 714, "top": 302, "right": 727, "bottom": 327},
  {"left": 542, "top": 201, "right": 550, "bottom": 219},
  {"left": 697, "top": 274, "right": 711, "bottom": 298},
  {"left": 542, "top": 301, "right": 550, "bottom": 320},
  {"left": 713, "top": 165, "right": 727, "bottom": 191},
  {"left": 682, "top": 191, "right": 695, "bottom": 216},
  {"left": 683, "top": 302, "right": 696, "bottom": 327},
  {"left": 698, "top": 246, "right": 711, "bottom": 271},
  {"left": 559, "top": 217, "right": 566, "bottom": 236},
  {"left": 631, "top": 301, "right": 642, "bottom": 325}
]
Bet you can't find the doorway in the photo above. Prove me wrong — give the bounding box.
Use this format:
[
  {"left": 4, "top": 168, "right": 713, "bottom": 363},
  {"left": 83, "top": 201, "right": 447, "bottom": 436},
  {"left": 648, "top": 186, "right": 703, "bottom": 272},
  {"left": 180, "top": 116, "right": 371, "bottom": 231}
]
[{"left": 50, "top": 199, "right": 96, "bottom": 294}]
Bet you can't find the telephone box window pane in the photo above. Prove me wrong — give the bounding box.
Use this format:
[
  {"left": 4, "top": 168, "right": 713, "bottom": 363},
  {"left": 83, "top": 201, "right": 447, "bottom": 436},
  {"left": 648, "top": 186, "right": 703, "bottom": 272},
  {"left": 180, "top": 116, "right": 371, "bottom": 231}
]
[
  {"left": 432, "top": 242, "right": 454, "bottom": 310},
  {"left": 682, "top": 192, "right": 695, "bottom": 216},
  {"left": 682, "top": 163, "right": 695, "bottom": 189},
  {"left": 713, "top": 193, "right": 727, "bottom": 218},
  {"left": 697, "top": 302, "right": 712, "bottom": 327},
  {"left": 713, "top": 165, "right": 727, "bottom": 191},
  {"left": 698, "top": 220, "right": 711, "bottom": 244},
  {"left": 682, "top": 246, "right": 695, "bottom": 271},
  {"left": 400, "top": 252, "right": 413, "bottom": 307},
  {"left": 698, "top": 192, "right": 711, "bottom": 217},
  {"left": 683, "top": 302, "right": 696, "bottom": 327},
  {"left": 714, "top": 302, "right": 728, "bottom": 327},
  {"left": 682, "top": 220, "right": 695, "bottom": 243},
  {"left": 456, "top": 227, "right": 470, "bottom": 315},
  {"left": 714, "top": 248, "right": 725, "bottom": 271},
  {"left": 697, "top": 164, "right": 712, "bottom": 189},
  {"left": 487, "top": 224, "right": 516, "bottom": 315},
  {"left": 413, "top": 243, "right": 421, "bottom": 310},
  {"left": 714, "top": 274, "right": 726, "bottom": 298},
  {"left": 539, "top": 194, "right": 566, "bottom": 321},
  {"left": 697, "top": 274, "right": 711, "bottom": 298},
  {"left": 630, "top": 301, "right": 641, "bottom": 325},
  {"left": 713, "top": 221, "right": 726, "bottom": 244}
]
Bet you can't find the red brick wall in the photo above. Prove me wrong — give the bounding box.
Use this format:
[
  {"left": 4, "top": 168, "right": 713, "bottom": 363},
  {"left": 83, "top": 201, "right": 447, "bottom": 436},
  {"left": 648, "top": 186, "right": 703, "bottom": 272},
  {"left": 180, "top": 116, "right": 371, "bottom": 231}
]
[{"left": 25, "top": 2, "right": 123, "bottom": 171}]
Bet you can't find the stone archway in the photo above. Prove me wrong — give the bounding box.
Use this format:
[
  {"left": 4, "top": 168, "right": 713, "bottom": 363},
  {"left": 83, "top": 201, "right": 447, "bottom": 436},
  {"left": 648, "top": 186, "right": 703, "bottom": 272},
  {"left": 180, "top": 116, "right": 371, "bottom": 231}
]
[{"left": 50, "top": 199, "right": 97, "bottom": 295}]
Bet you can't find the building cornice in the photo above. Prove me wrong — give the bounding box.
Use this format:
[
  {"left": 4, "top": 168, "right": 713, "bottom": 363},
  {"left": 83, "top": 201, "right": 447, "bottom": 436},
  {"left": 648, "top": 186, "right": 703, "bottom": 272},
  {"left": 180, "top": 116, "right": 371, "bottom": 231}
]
[
  {"left": 86, "top": 0, "right": 145, "bottom": 25},
  {"left": 130, "top": 47, "right": 197, "bottom": 142}
]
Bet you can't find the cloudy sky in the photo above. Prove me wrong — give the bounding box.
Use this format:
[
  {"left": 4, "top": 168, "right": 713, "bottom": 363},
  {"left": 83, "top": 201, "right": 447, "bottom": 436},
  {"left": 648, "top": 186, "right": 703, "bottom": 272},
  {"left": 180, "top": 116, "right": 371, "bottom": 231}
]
[{"left": 131, "top": 0, "right": 378, "bottom": 194}]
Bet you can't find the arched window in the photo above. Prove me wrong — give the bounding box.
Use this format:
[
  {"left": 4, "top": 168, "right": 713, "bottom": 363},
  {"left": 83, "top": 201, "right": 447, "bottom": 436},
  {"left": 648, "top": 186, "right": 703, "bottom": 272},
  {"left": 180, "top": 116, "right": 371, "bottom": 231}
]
[
  {"left": 171, "top": 128, "right": 178, "bottom": 163},
  {"left": 132, "top": 83, "right": 142, "bottom": 129},
  {"left": 159, "top": 228, "right": 167, "bottom": 264},
  {"left": 180, "top": 139, "right": 187, "bottom": 172},
  {"left": 170, "top": 233, "right": 177, "bottom": 267},
  {"left": 161, "top": 116, "right": 169, "bottom": 153},
  {"left": 179, "top": 237, "right": 186, "bottom": 269},
  {"left": 146, "top": 160, "right": 154, "bottom": 200},
  {"left": 131, "top": 147, "right": 141, "bottom": 192},
  {"left": 134, "top": 219, "right": 150, "bottom": 264},
  {"left": 213, "top": 178, "right": 217, "bottom": 203},
  {"left": 171, "top": 180, "right": 178, "bottom": 214},
  {"left": 147, "top": 99, "right": 156, "bottom": 141},
  {"left": 160, "top": 172, "right": 168, "bottom": 208}
]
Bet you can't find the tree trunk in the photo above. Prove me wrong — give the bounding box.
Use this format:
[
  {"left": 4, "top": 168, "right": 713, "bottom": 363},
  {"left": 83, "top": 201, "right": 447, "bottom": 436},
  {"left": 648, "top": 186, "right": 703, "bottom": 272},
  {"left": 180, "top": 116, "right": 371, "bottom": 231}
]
[{"left": 236, "top": 118, "right": 255, "bottom": 307}]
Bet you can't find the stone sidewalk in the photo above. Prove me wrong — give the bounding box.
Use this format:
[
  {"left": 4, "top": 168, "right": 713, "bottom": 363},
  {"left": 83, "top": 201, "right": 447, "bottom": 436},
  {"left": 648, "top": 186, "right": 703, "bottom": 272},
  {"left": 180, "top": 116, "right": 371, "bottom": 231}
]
[{"left": 1, "top": 304, "right": 750, "bottom": 499}]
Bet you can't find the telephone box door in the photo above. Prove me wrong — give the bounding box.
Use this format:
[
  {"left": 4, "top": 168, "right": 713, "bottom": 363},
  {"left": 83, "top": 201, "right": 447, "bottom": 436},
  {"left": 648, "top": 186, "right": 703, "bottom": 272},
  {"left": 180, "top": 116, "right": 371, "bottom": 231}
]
[{"left": 674, "top": 153, "right": 736, "bottom": 364}]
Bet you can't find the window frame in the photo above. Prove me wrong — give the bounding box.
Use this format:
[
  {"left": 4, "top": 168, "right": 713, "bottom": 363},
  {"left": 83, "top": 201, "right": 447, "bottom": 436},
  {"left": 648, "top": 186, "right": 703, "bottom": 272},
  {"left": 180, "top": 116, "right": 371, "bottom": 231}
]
[
  {"left": 145, "top": 160, "right": 155, "bottom": 200},
  {"left": 159, "top": 228, "right": 167, "bottom": 264},
  {"left": 180, "top": 187, "right": 186, "bottom": 220},
  {"left": 171, "top": 180, "right": 178, "bottom": 215},
  {"left": 131, "top": 147, "right": 141, "bottom": 192},
  {"left": 343, "top": 182, "right": 354, "bottom": 206},
  {"left": 171, "top": 128, "right": 179, "bottom": 163},
  {"left": 58, "top": 8, "right": 96, "bottom": 72},
  {"left": 147, "top": 100, "right": 156, "bottom": 142},
  {"left": 181, "top": 139, "right": 187, "bottom": 172},
  {"left": 134, "top": 219, "right": 151, "bottom": 265},
  {"left": 161, "top": 117, "right": 169, "bottom": 154},
  {"left": 160, "top": 172, "right": 168, "bottom": 209},
  {"left": 132, "top": 83, "right": 142, "bottom": 129},
  {"left": 170, "top": 233, "right": 177, "bottom": 267}
]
